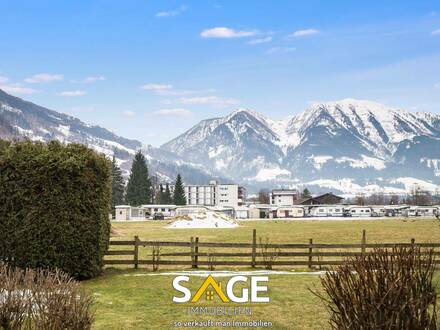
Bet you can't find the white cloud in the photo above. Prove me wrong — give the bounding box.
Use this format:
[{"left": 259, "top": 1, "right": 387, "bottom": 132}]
[
  {"left": 0, "top": 83, "right": 37, "bottom": 95},
  {"left": 24, "top": 73, "right": 64, "bottom": 83},
  {"left": 434, "top": 83, "right": 440, "bottom": 89},
  {"left": 266, "top": 47, "right": 296, "bottom": 55},
  {"left": 73, "top": 76, "right": 105, "bottom": 84},
  {"left": 247, "top": 36, "right": 272, "bottom": 45},
  {"left": 156, "top": 89, "right": 196, "bottom": 96},
  {"left": 154, "top": 108, "right": 192, "bottom": 117},
  {"left": 141, "top": 83, "right": 215, "bottom": 96},
  {"left": 156, "top": 5, "right": 187, "bottom": 17},
  {"left": 178, "top": 96, "right": 239, "bottom": 107},
  {"left": 0, "top": 75, "right": 9, "bottom": 84},
  {"left": 432, "top": 29, "right": 440, "bottom": 35},
  {"left": 290, "top": 28, "right": 319, "bottom": 37},
  {"left": 200, "top": 27, "right": 257, "bottom": 38},
  {"left": 140, "top": 83, "right": 173, "bottom": 92},
  {"left": 122, "top": 110, "right": 136, "bottom": 117},
  {"left": 59, "top": 90, "right": 86, "bottom": 97}
]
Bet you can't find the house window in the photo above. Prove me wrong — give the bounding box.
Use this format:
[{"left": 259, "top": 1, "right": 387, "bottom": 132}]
[
  {"left": 319, "top": 209, "right": 324, "bottom": 212},
  {"left": 119, "top": 211, "right": 122, "bottom": 215}
]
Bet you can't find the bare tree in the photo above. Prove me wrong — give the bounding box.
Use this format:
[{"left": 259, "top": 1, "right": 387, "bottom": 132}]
[
  {"left": 355, "top": 194, "right": 366, "bottom": 206},
  {"left": 389, "top": 194, "right": 400, "bottom": 205},
  {"left": 258, "top": 189, "right": 270, "bottom": 204},
  {"left": 367, "top": 193, "right": 385, "bottom": 205},
  {"left": 411, "top": 186, "right": 433, "bottom": 205}
]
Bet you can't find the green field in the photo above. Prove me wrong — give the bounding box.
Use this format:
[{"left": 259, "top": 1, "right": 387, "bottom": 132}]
[{"left": 83, "top": 219, "right": 440, "bottom": 329}]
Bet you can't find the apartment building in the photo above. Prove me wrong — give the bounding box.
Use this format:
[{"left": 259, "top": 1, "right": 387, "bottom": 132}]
[
  {"left": 184, "top": 180, "right": 244, "bottom": 208},
  {"left": 270, "top": 189, "right": 300, "bottom": 206}
]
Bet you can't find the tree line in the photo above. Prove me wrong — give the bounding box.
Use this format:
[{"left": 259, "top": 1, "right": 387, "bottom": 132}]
[{"left": 111, "top": 151, "right": 186, "bottom": 208}]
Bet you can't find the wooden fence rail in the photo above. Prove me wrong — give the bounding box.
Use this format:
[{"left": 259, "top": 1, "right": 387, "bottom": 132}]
[{"left": 104, "top": 229, "right": 440, "bottom": 269}]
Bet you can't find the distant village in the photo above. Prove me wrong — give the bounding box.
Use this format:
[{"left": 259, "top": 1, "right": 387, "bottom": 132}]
[
  {"left": 115, "top": 183, "right": 440, "bottom": 221},
  {"left": 112, "top": 151, "right": 440, "bottom": 221}
]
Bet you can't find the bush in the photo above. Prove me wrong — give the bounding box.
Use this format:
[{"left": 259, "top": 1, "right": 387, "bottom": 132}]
[
  {"left": 314, "top": 247, "right": 437, "bottom": 329},
  {"left": 0, "top": 263, "right": 94, "bottom": 329},
  {"left": 0, "top": 140, "right": 111, "bottom": 279}
]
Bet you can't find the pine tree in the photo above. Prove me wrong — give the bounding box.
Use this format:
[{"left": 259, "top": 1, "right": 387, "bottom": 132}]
[
  {"left": 156, "top": 184, "right": 165, "bottom": 204},
  {"left": 111, "top": 156, "right": 125, "bottom": 208},
  {"left": 125, "top": 151, "right": 151, "bottom": 206},
  {"left": 173, "top": 174, "right": 186, "bottom": 205},
  {"left": 302, "top": 188, "right": 312, "bottom": 199},
  {"left": 165, "top": 183, "right": 172, "bottom": 204}
]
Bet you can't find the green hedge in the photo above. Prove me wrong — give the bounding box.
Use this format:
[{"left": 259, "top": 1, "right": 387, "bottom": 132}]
[{"left": 0, "top": 140, "right": 111, "bottom": 279}]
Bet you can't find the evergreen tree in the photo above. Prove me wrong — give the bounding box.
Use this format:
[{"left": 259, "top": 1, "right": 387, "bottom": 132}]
[
  {"left": 165, "top": 183, "right": 173, "bottom": 204},
  {"left": 125, "top": 151, "right": 151, "bottom": 206},
  {"left": 111, "top": 156, "right": 125, "bottom": 208},
  {"left": 155, "top": 184, "right": 165, "bottom": 204},
  {"left": 302, "top": 188, "right": 312, "bottom": 199},
  {"left": 173, "top": 174, "right": 186, "bottom": 205}
]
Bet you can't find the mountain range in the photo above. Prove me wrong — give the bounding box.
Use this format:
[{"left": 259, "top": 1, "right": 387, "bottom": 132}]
[{"left": 1, "top": 89, "right": 439, "bottom": 195}]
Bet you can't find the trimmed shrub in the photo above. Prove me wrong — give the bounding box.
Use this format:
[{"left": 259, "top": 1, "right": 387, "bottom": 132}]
[
  {"left": 314, "top": 247, "right": 437, "bottom": 329},
  {"left": 0, "top": 263, "right": 94, "bottom": 329},
  {"left": 0, "top": 140, "right": 111, "bottom": 279}
]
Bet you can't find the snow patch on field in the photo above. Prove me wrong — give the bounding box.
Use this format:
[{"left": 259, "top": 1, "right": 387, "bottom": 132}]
[
  {"left": 306, "top": 178, "right": 407, "bottom": 197},
  {"left": 309, "top": 155, "right": 333, "bottom": 169},
  {"left": 168, "top": 211, "right": 238, "bottom": 229},
  {"left": 335, "top": 155, "right": 386, "bottom": 170},
  {"left": 252, "top": 167, "right": 291, "bottom": 182},
  {"left": 390, "top": 177, "right": 439, "bottom": 192}
]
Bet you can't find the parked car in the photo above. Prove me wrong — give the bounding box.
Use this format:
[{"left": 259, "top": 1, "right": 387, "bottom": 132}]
[{"left": 153, "top": 212, "right": 165, "bottom": 220}]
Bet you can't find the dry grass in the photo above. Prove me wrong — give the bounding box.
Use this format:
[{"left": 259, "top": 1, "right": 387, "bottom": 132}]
[{"left": 82, "top": 219, "right": 440, "bottom": 329}]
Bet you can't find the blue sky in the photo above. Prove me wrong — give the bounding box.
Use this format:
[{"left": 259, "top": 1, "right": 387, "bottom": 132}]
[{"left": 1, "top": 0, "right": 440, "bottom": 145}]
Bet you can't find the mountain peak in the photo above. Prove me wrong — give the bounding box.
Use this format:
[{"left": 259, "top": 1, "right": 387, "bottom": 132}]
[
  {"left": 309, "top": 98, "right": 396, "bottom": 113},
  {"left": 226, "top": 108, "right": 268, "bottom": 123}
]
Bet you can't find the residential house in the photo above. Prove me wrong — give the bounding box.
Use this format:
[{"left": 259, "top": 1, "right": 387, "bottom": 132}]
[{"left": 300, "top": 193, "right": 344, "bottom": 205}]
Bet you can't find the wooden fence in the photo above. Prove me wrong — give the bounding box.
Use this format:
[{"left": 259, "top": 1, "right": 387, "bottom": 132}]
[{"left": 104, "top": 229, "right": 440, "bottom": 269}]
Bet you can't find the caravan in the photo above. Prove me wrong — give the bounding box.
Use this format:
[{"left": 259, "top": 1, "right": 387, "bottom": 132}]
[
  {"left": 345, "top": 206, "right": 372, "bottom": 217},
  {"left": 309, "top": 205, "right": 344, "bottom": 217},
  {"left": 276, "top": 206, "right": 304, "bottom": 218}
]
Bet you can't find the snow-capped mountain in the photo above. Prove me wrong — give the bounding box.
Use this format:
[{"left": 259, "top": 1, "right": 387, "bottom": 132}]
[
  {"left": 162, "top": 99, "right": 440, "bottom": 193},
  {"left": 1, "top": 88, "right": 438, "bottom": 194},
  {"left": 0, "top": 89, "right": 224, "bottom": 184}
]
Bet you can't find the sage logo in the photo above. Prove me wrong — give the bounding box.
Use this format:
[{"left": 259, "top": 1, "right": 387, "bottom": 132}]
[{"left": 172, "top": 275, "right": 269, "bottom": 303}]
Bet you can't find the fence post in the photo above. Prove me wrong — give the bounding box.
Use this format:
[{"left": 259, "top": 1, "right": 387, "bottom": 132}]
[
  {"left": 361, "top": 230, "right": 366, "bottom": 255},
  {"left": 411, "top": 238, "right": 415, "bottom": 251},
  {"left": 134, "top": 235, "right": 139, "bottom": 269},
  {"left": 308, "top": 238, "right": 313, "bottom": 269},
  {"left": 194, "top": 237, "right": 199, "bottom": 269},
  {"left": 251, "top": 229, "right": 257, "bottom": 268},
  {"left": 190, "top": 237, "right": 196, "bottom": 268}
]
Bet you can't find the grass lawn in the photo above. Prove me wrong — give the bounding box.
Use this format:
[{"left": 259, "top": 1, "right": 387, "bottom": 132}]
[{"left": 83, "top": 219, "right": 440, "bottom": 329}]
